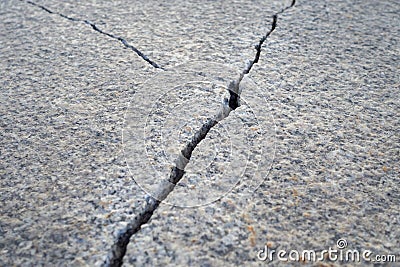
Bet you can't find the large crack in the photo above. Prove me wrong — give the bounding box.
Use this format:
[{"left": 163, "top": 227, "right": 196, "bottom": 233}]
[
  {"left": 105, "top": 1, "right": 296, "bottom": 266},
  {"left": 22, "top": 0, "right": 296, "bottom": 265},
  {"left": 24, "top": 0, "right": 163, "bottom": 69}
]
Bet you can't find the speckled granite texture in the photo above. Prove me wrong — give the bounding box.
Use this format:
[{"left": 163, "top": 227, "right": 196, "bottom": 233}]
[
  {"left": 1, "top": 0, "right": 399, "bottom": 266},
  {"left": 0, "top": 1, "right": 155, "bottom": 265}
]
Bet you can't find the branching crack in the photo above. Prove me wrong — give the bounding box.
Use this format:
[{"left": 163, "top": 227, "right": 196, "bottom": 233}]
[
  {"left": 19, "top": 0, "right": 296, "bottom": 265},
  {"left": 25, "top": 0, "right": 163, "bottom": 69},
  {"left": 105, "top": 1, "right": 296, "bottom": 266}
]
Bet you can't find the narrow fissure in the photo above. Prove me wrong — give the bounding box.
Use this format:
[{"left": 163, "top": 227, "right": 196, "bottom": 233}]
[
  {"left": 105, "top": 1, "right": 296, "bottom": 266},
  {"left": 24, "top": 0, "right": 163, "bottom": 69}
]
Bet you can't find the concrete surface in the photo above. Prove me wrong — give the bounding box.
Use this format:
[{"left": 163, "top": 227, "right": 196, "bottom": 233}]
[
  {"left": 1, "top": 1, "right": 154, "bottom": 265},
  {"left": 1, "top": 0, "right": 399, "bottom": 266}
]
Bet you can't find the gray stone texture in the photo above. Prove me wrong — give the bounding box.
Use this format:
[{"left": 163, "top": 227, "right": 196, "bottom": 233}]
[{"left": 0, "top": 0, "right": 399, "bottom": 266}]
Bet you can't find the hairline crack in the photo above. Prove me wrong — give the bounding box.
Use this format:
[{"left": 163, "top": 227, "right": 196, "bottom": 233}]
[{"left": 24, "top": 0, "right": 163, "bottom": 69}]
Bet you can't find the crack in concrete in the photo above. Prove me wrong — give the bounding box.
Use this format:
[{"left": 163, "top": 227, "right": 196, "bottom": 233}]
[
  {"left": 105, "top": 1, "right": 296, "bottom": 266},
  {"left": 243, "top": 0, "right": 296, "bottom": 77},
  {"left": 25, "top": 0, "right": 163, "bottom": 69},
  {"left": 19, "top": 0, "right": 296, "bottom": 265}
]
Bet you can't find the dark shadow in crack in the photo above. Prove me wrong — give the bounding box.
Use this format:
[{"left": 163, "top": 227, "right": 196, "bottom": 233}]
[
  {"left": 24, "top": 0, "right": 163, "bottom": 69},
  {"left": 104, "top": 1, "right": 296, "bottom": 266}
]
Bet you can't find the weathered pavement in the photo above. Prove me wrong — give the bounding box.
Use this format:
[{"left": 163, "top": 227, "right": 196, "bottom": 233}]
[{"left": 1, "top": 0, "right": 399, "bottom": 266}]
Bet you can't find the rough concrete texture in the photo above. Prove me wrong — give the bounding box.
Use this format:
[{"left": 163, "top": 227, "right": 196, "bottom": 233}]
[
  {"left": 29, "top": 0, "right": 290, "bottom": 69},
  {"left": 124, "top": 0, "right": 399, "bottom": 266},
  {"left": 0, "top": 1, "right": 155, "bottom": 265},
  {"left": 0, "top": 0, "right": 399, "bottom": 266}
]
